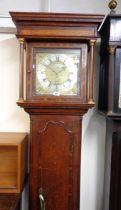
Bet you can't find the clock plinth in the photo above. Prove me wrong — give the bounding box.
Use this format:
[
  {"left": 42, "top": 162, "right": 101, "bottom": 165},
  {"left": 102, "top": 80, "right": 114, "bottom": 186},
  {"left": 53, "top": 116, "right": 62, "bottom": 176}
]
[{"left": 10, "top": 12, "right": 103, "bottom": 210}]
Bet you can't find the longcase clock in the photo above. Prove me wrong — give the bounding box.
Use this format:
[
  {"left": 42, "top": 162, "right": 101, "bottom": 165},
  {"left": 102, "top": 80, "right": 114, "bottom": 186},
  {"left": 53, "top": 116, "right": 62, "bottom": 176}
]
[
  {"left": 98, "top": 1, "right": 121, "bottom": 209},
  {"left": 10, "top": 12, "right": 103, "bottom": 210}
]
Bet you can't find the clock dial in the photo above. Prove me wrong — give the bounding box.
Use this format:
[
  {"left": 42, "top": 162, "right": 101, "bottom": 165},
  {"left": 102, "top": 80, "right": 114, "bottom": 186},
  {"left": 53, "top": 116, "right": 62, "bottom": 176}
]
[{"left": 34, "top": 49, "right": 80, "bottom": 96}]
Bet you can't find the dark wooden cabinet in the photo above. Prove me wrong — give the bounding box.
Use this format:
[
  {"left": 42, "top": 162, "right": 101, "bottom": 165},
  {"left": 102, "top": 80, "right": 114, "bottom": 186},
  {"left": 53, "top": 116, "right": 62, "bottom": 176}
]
[
  {"left": 98, "top": 13, "right": 121, "bottom": 117},
  {"left": 98, "top": 3, "right": 121, "bottom": 210},
  {"left": 10, "top": 12, "right": 103, "bottom": 210},
  {"left": 109, "top": 129, "right": 121, "bottom": 210}
]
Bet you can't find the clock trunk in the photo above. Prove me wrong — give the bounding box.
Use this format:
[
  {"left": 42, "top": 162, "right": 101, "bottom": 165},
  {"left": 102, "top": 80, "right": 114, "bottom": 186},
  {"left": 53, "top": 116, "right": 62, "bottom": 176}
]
[{"left": 29, "top": 115, "right": 81, "bottom": 210}]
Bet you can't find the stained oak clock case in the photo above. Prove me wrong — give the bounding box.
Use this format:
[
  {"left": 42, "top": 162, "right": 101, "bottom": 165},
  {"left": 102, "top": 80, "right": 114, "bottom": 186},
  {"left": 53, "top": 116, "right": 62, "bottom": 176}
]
[{"left": 10, "top": 12, "right": 103, "bottom": 210}]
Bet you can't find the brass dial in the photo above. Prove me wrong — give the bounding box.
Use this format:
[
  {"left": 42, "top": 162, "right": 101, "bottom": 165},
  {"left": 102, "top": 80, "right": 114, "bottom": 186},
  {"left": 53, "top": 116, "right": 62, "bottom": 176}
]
[{"left": 35, "top": 52, "right": 80, "bottom": 96}]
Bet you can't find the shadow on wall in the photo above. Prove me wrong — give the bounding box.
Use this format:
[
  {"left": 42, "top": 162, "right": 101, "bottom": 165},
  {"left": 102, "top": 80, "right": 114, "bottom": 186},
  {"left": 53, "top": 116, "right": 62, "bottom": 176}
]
[
  {"left": 80, "top": 40, "right": 106, "bottom": 210},
  {"left": 81, "top": 108, "right": 106, "bottom": 210}
]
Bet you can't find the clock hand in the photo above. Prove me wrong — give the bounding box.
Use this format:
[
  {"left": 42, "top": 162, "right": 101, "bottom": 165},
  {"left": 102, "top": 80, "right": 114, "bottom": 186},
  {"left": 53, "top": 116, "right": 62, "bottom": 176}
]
[{"left": 48, "top": 66, "right": 58, "bottom": 74}]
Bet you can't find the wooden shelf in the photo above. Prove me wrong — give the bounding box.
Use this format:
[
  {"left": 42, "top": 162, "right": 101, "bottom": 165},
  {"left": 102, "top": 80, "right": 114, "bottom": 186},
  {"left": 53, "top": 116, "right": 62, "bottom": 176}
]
[
  {"left": 0, "top": 172, "right": 17, "bottom": 189},
  {"left": 0, "top": 133, "right": 28, "bottom": 193}
]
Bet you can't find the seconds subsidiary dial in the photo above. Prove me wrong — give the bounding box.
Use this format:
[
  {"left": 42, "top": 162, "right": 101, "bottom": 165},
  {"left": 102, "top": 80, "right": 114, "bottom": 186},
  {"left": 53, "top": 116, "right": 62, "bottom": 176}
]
[{"left": 34, "top": 49, "right": 80, "bottom": 96}]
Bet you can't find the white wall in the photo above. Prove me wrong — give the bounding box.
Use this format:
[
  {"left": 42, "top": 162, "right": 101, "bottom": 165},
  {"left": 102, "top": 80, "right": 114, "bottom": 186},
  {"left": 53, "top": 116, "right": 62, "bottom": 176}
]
[
  {"left": 81, "top": 42, "right": 106, "bottom": 210},
  {"left": 43, "top": 0, "right": 121, "bottom": 14},
  {"left": 0, "top": 0, "right": 41, "bottom": 15},
  {"left": 0, "top": 35, "right": 30, "bottom": 132},
  {"left": 1, "top": 1, "right": 120, "bottom": 210}
]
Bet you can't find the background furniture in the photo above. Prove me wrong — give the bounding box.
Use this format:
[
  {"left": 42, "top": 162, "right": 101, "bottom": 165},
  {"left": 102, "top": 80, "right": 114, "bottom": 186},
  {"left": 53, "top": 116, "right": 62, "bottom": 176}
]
[
  {"left": 0, "top": 133, "right": 28, "bottom": 210},
  {"left": 0, "top": 132, "right": 28, "bottom": 193},
  {"left": 98, "top": 1, "right": 121, "bottom": 209}
]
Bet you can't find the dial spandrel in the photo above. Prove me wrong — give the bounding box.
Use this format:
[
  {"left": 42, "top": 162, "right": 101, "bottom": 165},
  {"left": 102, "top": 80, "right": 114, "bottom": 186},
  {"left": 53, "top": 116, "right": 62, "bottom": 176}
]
[{"left": 33, "top": 49, "right": 81, "bottom": 96}]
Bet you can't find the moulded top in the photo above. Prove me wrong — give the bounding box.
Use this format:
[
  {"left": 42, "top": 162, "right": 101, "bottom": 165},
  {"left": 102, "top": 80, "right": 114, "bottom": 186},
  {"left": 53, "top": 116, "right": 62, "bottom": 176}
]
[
  {"left": 9, "top": 11, "right": 104, "bottom": 41},
  {"left": 10, "top": 11, "right": 104, "bottom": 25}
]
